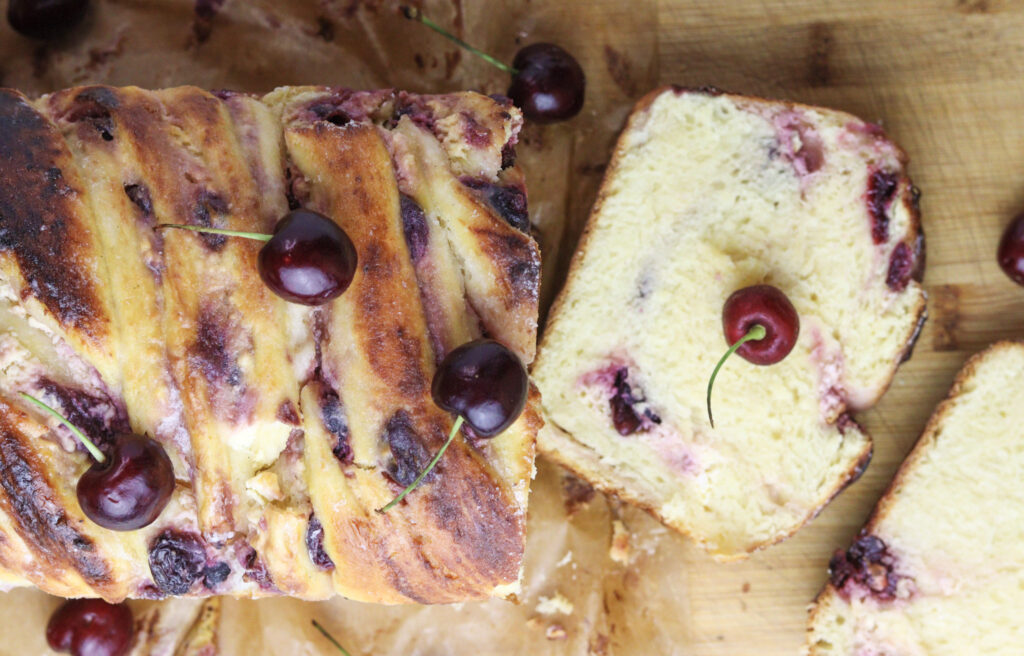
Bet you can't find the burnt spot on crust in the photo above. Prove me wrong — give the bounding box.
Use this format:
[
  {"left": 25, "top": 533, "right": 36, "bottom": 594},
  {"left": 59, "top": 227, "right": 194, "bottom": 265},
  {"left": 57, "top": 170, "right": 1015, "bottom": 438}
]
[
  {"left": 201, "top": 562, "right": 231, "bottom": 589},
  {"left": 319, "top": 389, "right": 351, "bottom": 465},
  {"left": 461, "top": 177, "right": 530, "bottom": 232},
  {"left": 0, "top": 413, "right": 112, "bottom": 588},
  {"left": 191, "top": 191, "right": 230, "bottom": 251},
  {"left": 472, "top": 228, "right": 541, "bottom": 305},
  {"left": 829, "top": 532, "right": 905, "bottom": 602},
  {"left": 886, "top": 241, "right": 915, "bottom": 292},
  {"left": 399, "top": 194, "right": 429, "bottom": 262},
  {"left": 191, "top": 303, "right": 244, "bottom": 388},
  {"left": 37, "top": 378, "right": 130, "bottom": 453},
  {"left": 384, "top": 410, "right": 434, "bottom": 487},
  {"left": 148, "top": 530, "right": 207, "bottom": 595},
  {"left": 305, "top": 514, "right": 335, "bottom": 570},
  {"left": 355, "top": 243, "right": 429, "bottom": 398},
  {"left": 0, "top": 90, "right": 106, "bottom": 338},
  {"left": 63, "top": 87, "right": 120, "bottom": 142},
  {"left": 867, "top": 169, "right": 899, "bottom": 244}
]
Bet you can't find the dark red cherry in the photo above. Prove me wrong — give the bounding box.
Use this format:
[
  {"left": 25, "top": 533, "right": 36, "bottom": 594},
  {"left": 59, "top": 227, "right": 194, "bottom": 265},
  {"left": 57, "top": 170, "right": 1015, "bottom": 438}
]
[
  {"left": 508, "top": 43, "right": 586, "bottom": 124},
  {"left": 77, "top": 434, "right": 175, "bottom": 531},
  {"left": 431, "top": 339, "right": 528, "bottom": 437},
  {"left": 722, "top": 285, "right": 800, "bottom": 365},
  {"left": 998, "top": 212, "right": 1024, "bottom": 286},
  {"left": 7, "top": 0, "right": 89, "bottom": 39},
  {"left": 257, "top": 209, "right": 358, "bottom": 306},
  {"left": 46, "top": 599, "right": 134, "bottom": 656}
]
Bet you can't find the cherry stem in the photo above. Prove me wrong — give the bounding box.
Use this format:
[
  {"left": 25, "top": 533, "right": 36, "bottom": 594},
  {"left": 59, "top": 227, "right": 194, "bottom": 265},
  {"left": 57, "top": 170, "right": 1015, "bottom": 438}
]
[
  {"left": 311, "top": 620, "right": 352, "bottom": 656},
  {"left": 156, "top": 224, "right": 272, "bottom": 242},
  {"left": 400, "top": 6, "right": 517, "bottom": 75},
  {"left": 376, "top": 414, "right": 465, "bottom": 513},
  {"left": 706, "top": 324, "right": 767, "bottom": 429},
  {"left": 18, "top": 392, "right": 106, "bottom": 464}
]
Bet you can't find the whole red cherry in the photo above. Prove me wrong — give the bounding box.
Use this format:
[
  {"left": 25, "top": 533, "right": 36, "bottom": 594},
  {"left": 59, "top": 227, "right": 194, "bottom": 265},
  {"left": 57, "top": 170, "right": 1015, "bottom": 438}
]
[
  {"left": 507, "top": 43, "right": 586, "bottom": 124},
  {"left": 722, "top": 284, "right": 800, "bottom": 365},
  {"left": 257, "top": 209, "right": 358, "bottom": 306},
  {"left": 46, "top": 599, "right": 134, "bottom": 656},
  {"left": 997, "top": 212, "right": 1024, "bottom": 286},
  {"left": 377, "top": 339, "right": 529, "bottom": 512},
  {"left": 7, "top": 0, "right": 89, "bottom": 40},
  {"left": 707, "top": 285, "right": 800, "bottom": 426},
  {"left": 431, "top": 339, "right": 529, "bottom": 437},
  {"left": 77, "top": 433, "right": 175, "bottom": 531}
]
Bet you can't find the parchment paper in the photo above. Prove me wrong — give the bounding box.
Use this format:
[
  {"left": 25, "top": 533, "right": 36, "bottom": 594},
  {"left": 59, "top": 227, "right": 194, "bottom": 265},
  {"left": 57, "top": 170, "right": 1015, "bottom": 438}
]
[{"left": 0, "top": 1, "right": 683, "bottom": 653}]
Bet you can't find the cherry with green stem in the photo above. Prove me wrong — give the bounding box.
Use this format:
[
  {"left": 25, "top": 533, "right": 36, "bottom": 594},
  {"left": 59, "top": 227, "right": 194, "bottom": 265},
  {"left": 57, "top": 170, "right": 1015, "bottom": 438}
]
[
  {"left": 706, "top": 285, "right": 800, "bottom": 428},
  {"left": 311, "top": 620, "right": 352, "bottom": 656},
  {"left": 19, "top": 392, "right": 174, "bottom": 531},
  {"left": 400, "top": 6, "right": 585, "bottom": 124},
  {"left": 376, "top": 339, "right": 528, "bottom": 513},
  {"left": 157, "top": 208, "right": 357, "bottom": 306}
]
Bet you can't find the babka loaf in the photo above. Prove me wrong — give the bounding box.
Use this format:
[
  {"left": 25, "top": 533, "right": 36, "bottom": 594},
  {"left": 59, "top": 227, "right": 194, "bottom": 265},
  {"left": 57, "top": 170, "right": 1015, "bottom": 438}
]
[
  {"left": 0, "top": 85, "right": 542, "bottom": 602},
  {"left": 806, "top": 342, "right": 1024, "bottom": 655},
  {"left": 534, "top": 87, "right": 926, "bottom": 559}
]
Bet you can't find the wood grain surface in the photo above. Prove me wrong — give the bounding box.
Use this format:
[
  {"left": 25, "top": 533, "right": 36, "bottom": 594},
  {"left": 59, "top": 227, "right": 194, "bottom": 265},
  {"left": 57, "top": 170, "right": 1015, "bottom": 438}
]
[
  {"left": 645, "top": 1, "right": 1024, "bottom": 653},
  {"left": 1, "top": 1, "right": 1022, "bottom": 654}
]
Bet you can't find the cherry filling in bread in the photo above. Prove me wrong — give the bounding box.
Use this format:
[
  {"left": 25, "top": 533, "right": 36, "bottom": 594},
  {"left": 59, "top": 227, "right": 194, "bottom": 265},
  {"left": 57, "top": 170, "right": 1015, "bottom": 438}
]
[
  {"left": 305, "top": 515, "right": 335, "bottom": 571},
  {"left": 829, "top": 533, "right": 905, "bottom": 602},
  {"left": 867, "top": 169, "right": 900, "bottom": 244},
  {"left": 147, "top": 530, "right": 209, "bottom": 596},
  {"left": 460, "top": 177, "right": 530, "bottom": 232}
]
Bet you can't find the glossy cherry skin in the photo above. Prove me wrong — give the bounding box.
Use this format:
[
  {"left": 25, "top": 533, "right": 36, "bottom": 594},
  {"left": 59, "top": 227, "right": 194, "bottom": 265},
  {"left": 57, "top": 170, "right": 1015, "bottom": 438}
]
[
  {"left": 7, "top": 0, "right": 89, "bottom": 39},
  {"left": 46, "top": 599, "right": 134, "bottom": 656},
  {"left": 507, "top": 43, "right": 585, "bottom": 124},
  {"left": 431, "top": 339, "right": 528, "bottom": 437},
  {"left": 77, "top": 434, "right": 175, "bottom": 531},
  {"left": 258, "top": 209, "right": 358, "bottom": 306},
  {"left": 998, "top": 212, "right": 1024, "bottom": 286},
  {"left": 722, "top": 285, "right": 800, "bottom": 365}
]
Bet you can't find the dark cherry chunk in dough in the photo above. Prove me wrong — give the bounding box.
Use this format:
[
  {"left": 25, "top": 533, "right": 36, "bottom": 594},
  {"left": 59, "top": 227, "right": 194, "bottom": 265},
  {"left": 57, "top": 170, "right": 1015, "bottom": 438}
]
[
  {"left": 305, "top": 514, "right": 335, "bottom": 570},
  {"left": 148, "top": 530, "right": 207, "bottom": 595}
]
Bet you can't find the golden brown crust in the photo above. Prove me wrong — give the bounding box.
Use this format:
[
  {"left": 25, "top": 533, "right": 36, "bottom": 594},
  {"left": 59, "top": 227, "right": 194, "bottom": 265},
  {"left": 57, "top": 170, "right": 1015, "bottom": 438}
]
[{"left": 0, "top": 85, "right": 538, "bottom": 602}]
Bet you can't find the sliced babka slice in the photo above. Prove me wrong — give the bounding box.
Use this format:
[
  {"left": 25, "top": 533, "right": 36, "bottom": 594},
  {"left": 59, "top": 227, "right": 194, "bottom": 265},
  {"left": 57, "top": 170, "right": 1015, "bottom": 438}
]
[
  {"left": 806, "top": 342, "right": 1024, "bottom": 656},
  {"left": 534, "top": 87, "right": 925, "bottom": 559}
]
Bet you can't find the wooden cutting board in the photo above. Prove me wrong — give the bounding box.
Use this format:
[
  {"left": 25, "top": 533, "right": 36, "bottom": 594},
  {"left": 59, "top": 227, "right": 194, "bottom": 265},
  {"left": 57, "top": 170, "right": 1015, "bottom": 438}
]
[
  {"left": 642, "top": 1, "right": 1024, "bottom": 653},
  {"left": 1, "top": 1, "right": 1021, "bottom": 654}
]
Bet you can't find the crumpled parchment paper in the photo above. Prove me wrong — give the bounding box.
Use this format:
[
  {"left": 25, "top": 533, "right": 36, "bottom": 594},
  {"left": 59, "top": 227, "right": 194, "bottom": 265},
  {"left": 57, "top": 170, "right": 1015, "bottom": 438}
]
[{"left": 0, "top": 1, "right": 680, "bottom": 653}]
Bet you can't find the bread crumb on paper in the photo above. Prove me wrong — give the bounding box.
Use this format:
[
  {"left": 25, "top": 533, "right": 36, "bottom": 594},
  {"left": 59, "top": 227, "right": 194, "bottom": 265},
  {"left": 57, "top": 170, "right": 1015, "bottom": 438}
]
[
  {"left": 609, "top": 519, "right": 631, "bottom": 564},
  {"left": 536, "top": 592, "right": 574, "bottom": 616}
]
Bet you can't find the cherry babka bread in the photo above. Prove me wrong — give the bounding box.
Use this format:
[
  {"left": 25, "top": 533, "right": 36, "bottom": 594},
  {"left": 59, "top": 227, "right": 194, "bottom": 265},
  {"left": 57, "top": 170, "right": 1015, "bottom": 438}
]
[
  {"left": 806, "top": 342, "right": 1024, "bottom": 655},
  {"left": 534, "top": 87, "right": 926, "bottom": 559},
  {"left": 0, "top": 84, "right": 541, "bottom": 602}
]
